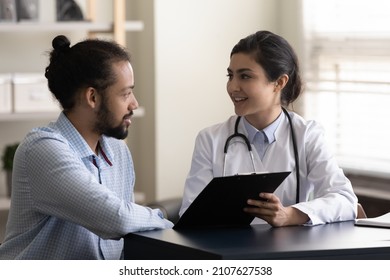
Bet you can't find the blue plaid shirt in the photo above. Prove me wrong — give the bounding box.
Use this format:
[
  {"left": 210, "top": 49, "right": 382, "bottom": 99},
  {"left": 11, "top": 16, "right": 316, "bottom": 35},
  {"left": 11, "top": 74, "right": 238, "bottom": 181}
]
[{"left": 0, "top": 112, "right": 173, "bottom": 259}]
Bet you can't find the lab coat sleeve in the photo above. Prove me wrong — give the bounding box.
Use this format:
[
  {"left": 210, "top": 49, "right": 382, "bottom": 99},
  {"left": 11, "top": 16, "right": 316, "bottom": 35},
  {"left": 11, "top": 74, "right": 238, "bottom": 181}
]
[{"left": 292, "top": 120, "right": 358, "bottom": 225}]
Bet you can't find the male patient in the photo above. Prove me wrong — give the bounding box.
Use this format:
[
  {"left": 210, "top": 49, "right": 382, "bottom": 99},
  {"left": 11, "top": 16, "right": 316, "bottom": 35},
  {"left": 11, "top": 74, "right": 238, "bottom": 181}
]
[{"left": 0, "top": 35, "right": 173, "bottom": 259}]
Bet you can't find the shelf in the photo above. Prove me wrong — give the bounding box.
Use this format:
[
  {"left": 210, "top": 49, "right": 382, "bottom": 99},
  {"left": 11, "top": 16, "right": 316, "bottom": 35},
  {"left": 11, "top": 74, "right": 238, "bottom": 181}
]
[
  {"left": 0, "top": 107, "right": 145, "bottom": 122},
  {"left": 0, "top": 21, "right": 144, "bottom": 33},
  {"left": 0, "top": 111, "right": 60, "bottom": 121},
  {"left": 124, "top": 21, "right": 145, "bottom": 31}
]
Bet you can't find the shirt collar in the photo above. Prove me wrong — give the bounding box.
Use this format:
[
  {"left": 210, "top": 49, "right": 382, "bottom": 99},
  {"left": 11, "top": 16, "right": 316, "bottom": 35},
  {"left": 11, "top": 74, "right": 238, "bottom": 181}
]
[
  {"left": 242, "top": 111, "right": 283, "bottom": 145},
  {"left": 52, "top": 112, "right": 114, "bottom": 165}
]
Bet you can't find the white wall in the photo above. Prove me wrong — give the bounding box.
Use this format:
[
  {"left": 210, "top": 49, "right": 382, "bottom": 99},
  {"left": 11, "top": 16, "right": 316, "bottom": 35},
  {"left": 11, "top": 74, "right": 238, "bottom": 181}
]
[{"left": 153, "top": 0, "right": 279, "bottom": 200}]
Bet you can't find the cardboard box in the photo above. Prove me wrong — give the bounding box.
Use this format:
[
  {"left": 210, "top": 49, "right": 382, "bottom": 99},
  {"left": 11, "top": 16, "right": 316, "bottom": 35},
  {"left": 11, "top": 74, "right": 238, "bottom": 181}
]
[
  {"left": 13, "top": 73, "right": 59, "bottom": 113},
  {"left": 16, "top": 0, "right": 39, "bottom": 22},
  {"left": 0, "top": 73, "right": 12, "bottom": 113},
  {"left": 0, "top": 0, "right": 17, "bottom": 22}
]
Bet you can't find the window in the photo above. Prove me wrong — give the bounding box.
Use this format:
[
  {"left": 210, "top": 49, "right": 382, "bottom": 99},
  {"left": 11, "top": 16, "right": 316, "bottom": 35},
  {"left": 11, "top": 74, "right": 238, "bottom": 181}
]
[{"left": 302, "top": 0, "right": 390, "bottom": 178}]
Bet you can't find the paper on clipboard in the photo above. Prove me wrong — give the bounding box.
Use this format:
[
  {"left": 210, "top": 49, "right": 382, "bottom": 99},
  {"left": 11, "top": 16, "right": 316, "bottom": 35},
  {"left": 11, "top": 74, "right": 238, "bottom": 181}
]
[
  {"left": 174, "top": 171, "right": 291, "bottom": 229},
  {"left": 355, "top": 212, "right": 390, "bottom": 229}
]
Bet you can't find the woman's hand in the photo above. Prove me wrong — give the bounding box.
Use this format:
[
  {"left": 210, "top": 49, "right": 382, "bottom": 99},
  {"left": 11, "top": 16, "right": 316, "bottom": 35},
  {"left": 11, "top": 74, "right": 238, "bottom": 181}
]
[{"left": 244, "top": 192, "right": 309, "bottom": 227}]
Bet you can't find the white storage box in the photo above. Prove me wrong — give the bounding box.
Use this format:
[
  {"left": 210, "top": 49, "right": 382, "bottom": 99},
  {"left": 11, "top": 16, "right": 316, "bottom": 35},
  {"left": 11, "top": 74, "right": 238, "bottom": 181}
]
[
  {"left": 0, "top": 74, "right": 12, "bottom": 113},
  {"left": 13, "top": 73, "right": 59, "bottom": 113}
]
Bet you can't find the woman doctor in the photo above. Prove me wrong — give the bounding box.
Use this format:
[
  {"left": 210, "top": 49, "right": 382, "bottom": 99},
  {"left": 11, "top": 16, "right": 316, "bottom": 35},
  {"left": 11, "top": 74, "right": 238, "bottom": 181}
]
[{"left": 179, "top": 30, "right": 358, "bottom": 227}]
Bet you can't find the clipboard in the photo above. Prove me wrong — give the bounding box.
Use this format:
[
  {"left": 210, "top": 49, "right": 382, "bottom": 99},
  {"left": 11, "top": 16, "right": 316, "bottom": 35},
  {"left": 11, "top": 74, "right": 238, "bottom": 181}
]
[{"left": 174, "top": 171, "right": 291, "bottom": 229}]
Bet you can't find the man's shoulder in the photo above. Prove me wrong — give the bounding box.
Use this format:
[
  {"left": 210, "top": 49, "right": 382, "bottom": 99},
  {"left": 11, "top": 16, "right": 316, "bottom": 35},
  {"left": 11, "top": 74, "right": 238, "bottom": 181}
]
[
  {"left": 24, "top": 125, "right": 62, "bottom": 142},
  {"left": 16, "top": 126, "right": 69, "bottom": 155}
]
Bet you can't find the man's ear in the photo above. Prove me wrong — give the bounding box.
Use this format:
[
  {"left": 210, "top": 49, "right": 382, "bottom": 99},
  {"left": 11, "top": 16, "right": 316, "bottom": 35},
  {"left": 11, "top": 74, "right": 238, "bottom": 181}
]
[{"left": 84, "top": 87, "right": 99, "bottom": 109}]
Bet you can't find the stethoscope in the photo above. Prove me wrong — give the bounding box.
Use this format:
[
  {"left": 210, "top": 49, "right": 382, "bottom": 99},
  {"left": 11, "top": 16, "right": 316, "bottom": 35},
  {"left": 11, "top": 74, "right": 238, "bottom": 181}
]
[{"left": 223, "top": 107, "right": 300, "bottom": 204}]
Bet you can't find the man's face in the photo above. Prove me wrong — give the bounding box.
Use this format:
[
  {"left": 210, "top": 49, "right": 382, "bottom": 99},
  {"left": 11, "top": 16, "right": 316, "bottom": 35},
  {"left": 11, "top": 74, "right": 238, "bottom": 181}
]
[{"left": 94, "top": 61, "right": 138, "bottom": 139}]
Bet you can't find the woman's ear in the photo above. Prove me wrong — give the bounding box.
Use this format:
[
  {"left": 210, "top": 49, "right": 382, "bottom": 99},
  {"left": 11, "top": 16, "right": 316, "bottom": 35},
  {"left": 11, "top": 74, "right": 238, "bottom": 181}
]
[{"left": 274, "top": 74, "right": 289, "bottom": 92}]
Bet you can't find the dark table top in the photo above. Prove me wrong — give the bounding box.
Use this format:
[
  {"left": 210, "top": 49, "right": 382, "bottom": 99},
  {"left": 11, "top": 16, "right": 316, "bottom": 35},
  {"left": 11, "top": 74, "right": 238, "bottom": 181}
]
[{"left": 124, "top": 221, "right": 390, "bottom": 259}]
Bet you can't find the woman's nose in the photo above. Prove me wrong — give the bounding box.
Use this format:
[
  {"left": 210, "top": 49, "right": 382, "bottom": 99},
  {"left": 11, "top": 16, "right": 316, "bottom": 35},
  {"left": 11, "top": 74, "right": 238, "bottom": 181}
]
[{"left": 227, "top": 77, "right": 240, "bottom": 93}]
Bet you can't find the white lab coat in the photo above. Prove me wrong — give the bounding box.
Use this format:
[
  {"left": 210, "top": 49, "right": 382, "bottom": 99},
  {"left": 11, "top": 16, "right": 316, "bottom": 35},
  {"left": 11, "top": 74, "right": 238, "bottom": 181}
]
[{"left": 179, "top": 111, "right": 358, "bottom": 225}]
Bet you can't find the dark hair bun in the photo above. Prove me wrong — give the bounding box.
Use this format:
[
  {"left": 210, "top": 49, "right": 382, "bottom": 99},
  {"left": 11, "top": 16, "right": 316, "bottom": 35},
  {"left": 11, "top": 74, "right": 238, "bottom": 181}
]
[{"left": 52, "top": 35, "right": 71, "bottom": 52}]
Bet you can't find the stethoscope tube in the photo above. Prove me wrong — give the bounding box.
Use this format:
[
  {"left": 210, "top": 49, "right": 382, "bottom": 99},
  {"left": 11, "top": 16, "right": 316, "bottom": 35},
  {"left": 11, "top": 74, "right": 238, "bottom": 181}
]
[
  {"left": 282, "top": 107, "right": 300, "bottom": 204},
  {"left": 223, "top": 117, "right": 256, "bottom": 176},
  {"left": 223, "top": 107, "right": 300, "bottom": 203}
]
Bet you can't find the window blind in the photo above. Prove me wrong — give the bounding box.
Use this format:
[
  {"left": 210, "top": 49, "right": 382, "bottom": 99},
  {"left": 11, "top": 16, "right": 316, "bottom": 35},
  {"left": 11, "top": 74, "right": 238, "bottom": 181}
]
[{"left": 302, "top": 0, "right": 390, "bottom": 177}]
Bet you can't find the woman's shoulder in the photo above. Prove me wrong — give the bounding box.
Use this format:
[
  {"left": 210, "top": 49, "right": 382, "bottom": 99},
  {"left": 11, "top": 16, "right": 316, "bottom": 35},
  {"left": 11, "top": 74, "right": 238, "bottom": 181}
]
[
  {"left": 287, "top": 111, "right": 328, "bottom": 148},
  {"left": 289, "top": 111, "right": 324, "bottom": 132}
]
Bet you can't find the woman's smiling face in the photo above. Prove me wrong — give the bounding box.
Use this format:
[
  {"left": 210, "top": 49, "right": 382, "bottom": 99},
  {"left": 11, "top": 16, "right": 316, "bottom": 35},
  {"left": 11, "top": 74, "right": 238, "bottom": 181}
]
[{"left": 226, "top": 52, "right": 281, "bottom": 125}]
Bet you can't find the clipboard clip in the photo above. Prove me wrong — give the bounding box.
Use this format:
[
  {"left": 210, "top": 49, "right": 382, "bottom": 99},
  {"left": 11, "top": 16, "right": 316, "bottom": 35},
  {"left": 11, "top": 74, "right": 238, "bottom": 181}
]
[{"left": 235, "top": 171, "right": 268, "bottom": 176}]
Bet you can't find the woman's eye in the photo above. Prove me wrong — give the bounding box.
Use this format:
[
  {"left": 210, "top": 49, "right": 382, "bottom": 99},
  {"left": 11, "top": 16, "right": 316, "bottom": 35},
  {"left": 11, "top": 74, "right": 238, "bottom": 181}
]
[
  {"left": 241, "top": 74, "right": 251, "bottom": 79},
  {"left": 226, "top": 73, "right": 233, "bottom": 80}
]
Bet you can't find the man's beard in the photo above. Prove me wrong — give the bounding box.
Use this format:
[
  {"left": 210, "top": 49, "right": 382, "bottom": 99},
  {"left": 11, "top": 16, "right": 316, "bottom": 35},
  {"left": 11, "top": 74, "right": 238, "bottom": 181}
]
[{"left": 94, "top": 99, "right": 129, "bottom": 140}]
